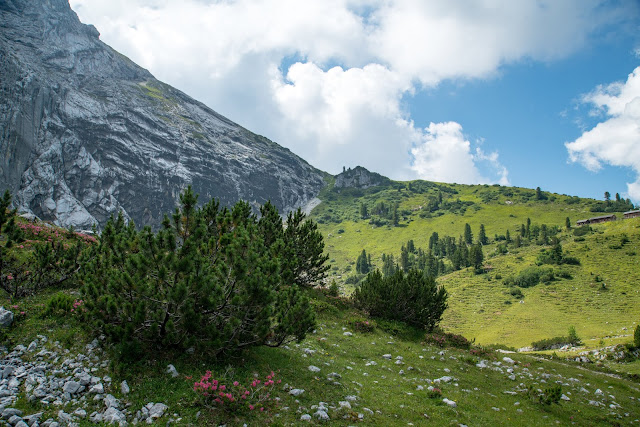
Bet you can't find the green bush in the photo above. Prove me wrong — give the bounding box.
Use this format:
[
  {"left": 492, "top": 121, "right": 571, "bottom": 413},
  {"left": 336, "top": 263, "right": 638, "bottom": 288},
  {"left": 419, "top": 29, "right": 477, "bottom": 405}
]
[
  {"left": 424, "top": 331, "right": 472, "bottom": 349},
  {"left": 327, "top": 280, "right": 339, "bottom": 297},
  {"left": 528, "top": 385, "right": 562, "bottom": 405},
  {"left": 0, "top": 191, "right": 85, "bottom": 299},
  {"left": 349, "top": 317, "right": 376, "bottom": 333},
  {"left": 44, "top": 292, "right": 76, "bottom": 317},
  {"left": 80, "top": 188, "right": 323, "bottom": 355},
  {"left": 353, "top": 269, "right": 448, "bottom": 331},
  {"left": 573, "top": 226, "right": 591, "bottom": 237},
  {"left": 509, "top": 288, "right": 524, "bottom": 299},
  {"left": 531, "top": 328, "right": 581, "bottom": 350},
  {"left": 503, "top": 266, "right": 551, "bottom": 288}
]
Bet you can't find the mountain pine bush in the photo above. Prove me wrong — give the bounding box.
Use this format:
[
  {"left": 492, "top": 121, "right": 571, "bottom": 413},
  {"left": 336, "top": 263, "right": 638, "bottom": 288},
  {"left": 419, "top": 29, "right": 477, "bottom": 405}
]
[
  {"left": 0, "top": 190, "right": 85, "bottom": 298},
  {"left": 80, "top": 187, "right": 321, "bottom": 355},
  {"left": 353, "top": 269, "right": 448, "bottom": 331}
]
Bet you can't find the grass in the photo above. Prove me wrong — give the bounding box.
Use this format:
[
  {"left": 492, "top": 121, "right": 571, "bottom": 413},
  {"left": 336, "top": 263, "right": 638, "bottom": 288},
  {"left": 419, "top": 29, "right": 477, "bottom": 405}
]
[{"left": 2, "top": 289, "right": 640, "bottom": 425}]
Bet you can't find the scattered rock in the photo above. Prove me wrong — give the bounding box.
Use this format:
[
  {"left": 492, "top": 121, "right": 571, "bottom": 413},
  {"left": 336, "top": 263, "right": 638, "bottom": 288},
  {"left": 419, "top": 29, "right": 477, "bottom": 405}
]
[
  {"left": 121, "top": 380, "right": 130, "bottom": 395},
  {"left": 308, "top": 365, "right": 321, "bottom": 373},
  {"left": 148, "top": 402, "right": 168, "bottom": 419},
  {"left": 443, "top": 398, "right": 457, "bottom": 408},
  {"left": 0, "top": 307, "right": 14, "bottom": 328},
  {"left": 289, "top": 389, "right": 305, "bottom": 397},
  {"left": 313, "top": 409, "right": 330, "bottom": 421},
  {"left": 166, "top": 364, "right": 179, "bottom": 378}
]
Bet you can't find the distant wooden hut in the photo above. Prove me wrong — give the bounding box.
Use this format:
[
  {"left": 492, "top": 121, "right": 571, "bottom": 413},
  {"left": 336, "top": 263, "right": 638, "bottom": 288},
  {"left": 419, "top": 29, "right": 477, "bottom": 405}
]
[
  {"left": 576, "top": 219, "right": 589, "bottom": 226},
  {"left": 623, "top": 210, "right": 640, "bottom": 219},
  {"left": 588, "top": 214, "right": 617, "bottom": 224}
]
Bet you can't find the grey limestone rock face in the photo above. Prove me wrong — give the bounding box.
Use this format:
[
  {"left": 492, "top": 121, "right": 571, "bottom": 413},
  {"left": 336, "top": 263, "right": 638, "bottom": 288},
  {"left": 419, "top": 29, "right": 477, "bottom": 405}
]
[
  {"left": 334, "top": 166, "right": 388, "bottom": 190},
  {"left": 0, "top": 0, "right": 326, "bottom": 230}
]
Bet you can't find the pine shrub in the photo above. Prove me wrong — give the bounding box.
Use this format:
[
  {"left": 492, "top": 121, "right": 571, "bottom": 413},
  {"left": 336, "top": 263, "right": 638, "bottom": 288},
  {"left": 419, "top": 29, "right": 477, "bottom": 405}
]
[
  {"left": 353, "top": 269, "right": 447, "bottom": 331},
  {"left": 80, "top": 187, "right": 322, "bottom": 355}
]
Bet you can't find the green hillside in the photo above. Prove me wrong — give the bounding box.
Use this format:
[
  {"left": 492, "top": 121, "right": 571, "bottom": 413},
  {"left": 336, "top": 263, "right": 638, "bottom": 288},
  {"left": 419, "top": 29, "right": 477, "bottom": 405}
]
[
  {"left": 311, "top": 168, "right": 640, "bottom": 350},
  {"left": 1, "top": 192, "right": 639, "bottom": 425}
]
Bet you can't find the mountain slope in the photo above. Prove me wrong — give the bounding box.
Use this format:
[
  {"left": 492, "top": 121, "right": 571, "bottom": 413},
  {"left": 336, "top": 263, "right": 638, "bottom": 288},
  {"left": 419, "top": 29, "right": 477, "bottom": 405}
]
[
  {"left": 0, "top": 0, "right": 326, "bottom": 229},
  {"left": 310, "top": 167, "right": 640, "bottom": 348}
]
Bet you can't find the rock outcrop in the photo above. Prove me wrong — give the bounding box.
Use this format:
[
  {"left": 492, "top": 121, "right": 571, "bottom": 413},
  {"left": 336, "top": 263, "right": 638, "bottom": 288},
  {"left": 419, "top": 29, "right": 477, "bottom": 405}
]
[
  {"left": 334, "top": 166, "right": 389, "bottom": 190},
  {"left": 0, "top": 0, "right": 326, "bottom": 229}
]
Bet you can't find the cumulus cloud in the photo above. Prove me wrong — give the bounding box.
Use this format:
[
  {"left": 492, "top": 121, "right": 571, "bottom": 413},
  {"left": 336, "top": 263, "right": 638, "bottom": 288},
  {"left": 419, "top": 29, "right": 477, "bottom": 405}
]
[
  {"left": 566, "top": 67, "right": 640, "bottom": 201},
  {"left": 69, "top": 0, "right": 633, "bottom": 183},
  {"left": 410, "top": 122, "right": 509, "bottom": 185}
]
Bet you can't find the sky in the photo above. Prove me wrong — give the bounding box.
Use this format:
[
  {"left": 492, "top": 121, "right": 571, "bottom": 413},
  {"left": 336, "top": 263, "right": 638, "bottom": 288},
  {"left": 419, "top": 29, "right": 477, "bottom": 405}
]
[{"left": 69, "top": 0, "right": 640, "bottom": 203}]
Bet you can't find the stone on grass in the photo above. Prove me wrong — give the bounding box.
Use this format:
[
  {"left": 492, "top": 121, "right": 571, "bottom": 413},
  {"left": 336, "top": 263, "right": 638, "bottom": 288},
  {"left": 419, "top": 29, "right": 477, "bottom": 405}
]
[
  {"left": 289, "top": 389, "right": 305, "bottom": 397},
  {"left": 443, "top": 398, "right": 457, "bottom": 408},
  {"left": 314, "top": 409, "right": 330, "bottom": 421},
  {"left": 0, "top": 307, "right": 14, "bottom": 328},
  {"left": 73, "top": 408, "right": 87, "bottom": 418},
  {"left": 103, "top": 407, "right": 127, "bottom": 424},
  {"left": 62, "top": 381, "right": 81, "bottom": 395},
  {"left": 300, "top": 414, "right": 312, "bottom": 421},
  {"left": 89, "top": 383, "right": 104, "bottom": 394},
  {"left": 476, "top": 360, "right": 488, "bottom": 368},
  {"left": 339, "top": 401, "right": 351, "bottom": 409},
  {"left": 382, "top": 354, "right": 392, "bottom": 359},
  {"left": 121, "top": 380, "right": 130, "bottom": 395},
  {"left": 503, "top": 357, "right": 515, "bottom": 364},
  {"left": 166, "top": 364, "right": 179, "bottom": 378},
  {"left": 308, "top": 365, "right": 321, "bottom": 373},
  {"left": 148, "top": 403, "right": 168, "bottom": 419},
  {"left": 104, "top": 394, "right": 119, "bottom": 409}
]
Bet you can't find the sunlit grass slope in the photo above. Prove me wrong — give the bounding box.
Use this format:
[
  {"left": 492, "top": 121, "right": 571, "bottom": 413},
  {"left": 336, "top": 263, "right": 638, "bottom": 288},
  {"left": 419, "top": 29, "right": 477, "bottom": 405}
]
[{"left": 310, "top": 176, "right": 640, "bottom": 349}]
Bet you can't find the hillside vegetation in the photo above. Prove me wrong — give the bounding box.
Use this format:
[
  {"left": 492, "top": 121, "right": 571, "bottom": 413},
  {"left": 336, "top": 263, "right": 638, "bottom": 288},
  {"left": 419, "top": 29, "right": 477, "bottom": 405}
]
[
  {"left": 311, "top": 170, "right": 640, "bottom": 351},
  {"left": 0, "top": 188, "right": 639, "bottom": 425}
]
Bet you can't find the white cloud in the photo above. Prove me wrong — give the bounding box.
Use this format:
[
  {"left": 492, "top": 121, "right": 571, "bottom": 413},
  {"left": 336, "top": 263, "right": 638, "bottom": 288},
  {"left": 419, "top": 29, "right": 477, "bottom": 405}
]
[
  {"left": 566, "top": 67, "right": 640, "bottom": 201},
  {"left": 69, "top": 0, "right": 633, "bottom": 184},
  {"left": 410, "top": 122, "right": 509, "bottom": 185}
]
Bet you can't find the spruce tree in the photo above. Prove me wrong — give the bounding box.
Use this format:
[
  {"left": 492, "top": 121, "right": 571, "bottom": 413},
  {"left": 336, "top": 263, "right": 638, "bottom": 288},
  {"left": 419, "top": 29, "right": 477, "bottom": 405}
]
[
  {"left": 478, "top": 224, "right": 488, "bottom": 245},
  {"left": 464, "top": 223, "right": 473, "bottom": 244},
  {"left": 356, "top": 249, "right": 370, "bottom": 274}
]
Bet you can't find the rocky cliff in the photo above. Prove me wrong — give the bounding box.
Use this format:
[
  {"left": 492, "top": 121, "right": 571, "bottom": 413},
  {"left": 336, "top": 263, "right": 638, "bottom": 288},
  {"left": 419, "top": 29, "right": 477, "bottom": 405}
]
[
  {"left": 0, "top": 0, "right": 326, "bottom": 229},
  {"left": 334, "top": 166, "right": 389, "bottom": 190}
]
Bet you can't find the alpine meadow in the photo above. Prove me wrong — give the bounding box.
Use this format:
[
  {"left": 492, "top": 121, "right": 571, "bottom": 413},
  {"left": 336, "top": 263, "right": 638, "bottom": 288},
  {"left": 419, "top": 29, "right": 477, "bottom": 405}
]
[{"left": 1, "top": 0, "right": 640, "bottom": 426}]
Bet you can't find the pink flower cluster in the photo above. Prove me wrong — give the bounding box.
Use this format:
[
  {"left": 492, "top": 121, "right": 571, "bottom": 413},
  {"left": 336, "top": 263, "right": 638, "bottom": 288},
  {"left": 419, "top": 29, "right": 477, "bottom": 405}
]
[
  {"left": 70, "top": 299, "right": 85, "bottom": 313},
  {"left": 193, "top": 370, "right": 281, "bottom": 413},
  {"left": 17, "top": 222, "right": 97, "bottom": 245}
]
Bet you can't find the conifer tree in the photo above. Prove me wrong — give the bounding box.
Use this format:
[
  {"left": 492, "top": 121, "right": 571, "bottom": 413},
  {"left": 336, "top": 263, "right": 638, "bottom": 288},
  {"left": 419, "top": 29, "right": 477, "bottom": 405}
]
[
  {"left": 478, "top": 224, "right": 488, "bottom": 245},
  {"left": 464, "top": 223, "right": 473, "bottom": 244},
  {"left": 353, "top": 269, "right": 448, "bottom": 331},
  {"left": 469, "top": 243, "right": 484, "bottom": 273},
  {"left": 80, "top": 187, "right": 318, "bottom": 355},
  {"left": 356, "top": 249, "right": 370, "bottom": 274}
]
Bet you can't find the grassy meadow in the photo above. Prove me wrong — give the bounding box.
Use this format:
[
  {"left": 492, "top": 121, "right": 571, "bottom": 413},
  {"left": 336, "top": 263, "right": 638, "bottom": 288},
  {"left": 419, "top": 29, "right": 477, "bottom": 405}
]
[{"left": 311, "top": 176, "right": 640, "bottom": 350}]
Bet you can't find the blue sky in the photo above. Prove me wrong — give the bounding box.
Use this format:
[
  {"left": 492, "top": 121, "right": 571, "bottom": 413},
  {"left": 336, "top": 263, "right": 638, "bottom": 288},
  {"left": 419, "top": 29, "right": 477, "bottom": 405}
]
[
  {"left": 70, "top": 0, "right": 640, "bottom": 203},
  {"left": 412, "top": 35, "right": 640, "bottom": 200}
]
